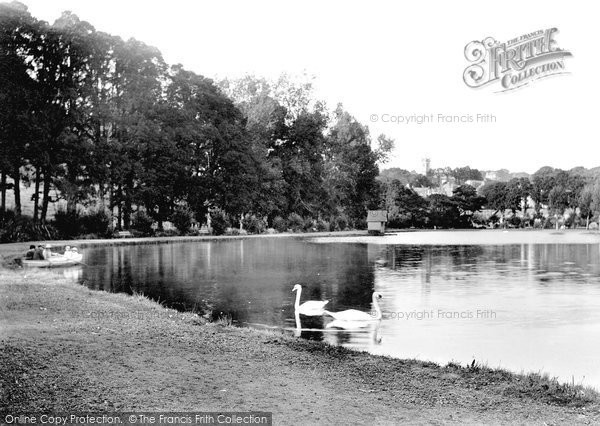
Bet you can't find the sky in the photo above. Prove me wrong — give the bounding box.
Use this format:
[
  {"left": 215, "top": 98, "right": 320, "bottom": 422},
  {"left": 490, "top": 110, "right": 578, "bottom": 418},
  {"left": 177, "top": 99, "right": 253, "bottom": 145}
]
[{"left": 17, "top": 0, "right": 600, "bottom": 174}]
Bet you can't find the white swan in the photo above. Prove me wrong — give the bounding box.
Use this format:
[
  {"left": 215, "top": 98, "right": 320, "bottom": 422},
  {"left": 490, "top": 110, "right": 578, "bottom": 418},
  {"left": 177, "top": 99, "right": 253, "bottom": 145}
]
[
  {"left": 292, "top": 284, "right": 329, "bottom": 316},
  {"left": 324, "top": 292, "right": 383, "bottom": 322}
]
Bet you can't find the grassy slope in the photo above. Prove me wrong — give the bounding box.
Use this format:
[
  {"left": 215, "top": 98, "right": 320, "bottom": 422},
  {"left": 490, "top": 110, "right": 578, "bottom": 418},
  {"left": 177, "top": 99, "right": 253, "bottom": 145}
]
[{"left": 1, "top": 270, "right": 599, "bottom": 425}]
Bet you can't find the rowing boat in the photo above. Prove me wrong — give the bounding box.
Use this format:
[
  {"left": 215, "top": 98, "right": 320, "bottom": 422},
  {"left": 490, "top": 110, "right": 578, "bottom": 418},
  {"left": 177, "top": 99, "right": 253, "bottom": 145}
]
[{"left": 22, "top": 253, "right": 83, "bottom": 268}]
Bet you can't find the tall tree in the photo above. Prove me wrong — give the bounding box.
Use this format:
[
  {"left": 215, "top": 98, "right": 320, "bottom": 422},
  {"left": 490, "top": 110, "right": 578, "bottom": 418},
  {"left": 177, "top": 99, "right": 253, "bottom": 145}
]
[
  {"left": 481, "top": 181, "right": 509, "bottom": 223},
  {"left": 0, "top": 1, "right": 40, "bottom": 217},
  {"left": 451, "top": 184, "right": 485, "bottom": 226}
]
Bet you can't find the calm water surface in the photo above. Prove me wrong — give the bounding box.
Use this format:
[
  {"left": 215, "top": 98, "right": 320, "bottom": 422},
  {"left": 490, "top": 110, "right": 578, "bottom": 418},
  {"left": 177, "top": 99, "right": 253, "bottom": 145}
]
[{"left": 65, "top": 237, "right": 600, "bottom": 389}]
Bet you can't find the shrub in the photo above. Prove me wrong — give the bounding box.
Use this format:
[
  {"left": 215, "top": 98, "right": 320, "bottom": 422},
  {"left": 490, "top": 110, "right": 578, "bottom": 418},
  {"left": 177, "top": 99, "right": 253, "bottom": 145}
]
[
  {"left": 171, "top": 206, "right": 194, "bottom": 234},
  {"left": 303, "top": 217, "right": 316, "bottom": 232},
  {"left": 564, "top": 212, "right": 576, "bottom": 229},
  {"left": 210, "top": 209, "right": 230, "bottom": 236},
  {"left": 131, "top": 210, "right": 154, "bottom": 236},
  {"left": 316, "top": 219, "right": 330, "bottom": 232},
  {"left": 53, "top": 208, "right": 82, "bottom": 238},
  {"left": 155, "top": 229, "right": 179, "bottom": 237},
  {"left": 287, "top": 213, "right": 304, "bottom": 232},
  {"left": 80, "top": 209, "right": 111, "bottom": 237},
  {"left": 543, "top": 217, "right": 556, "bottom": 229},
  {"left": 331, "top": 215, "right": 348, "bottom": 231},
  {"left": 507, "top": 216, "right": 522, "bottom": 228},
  {"left": 242, "top": 214, "right": 266, "bottom": 234},
  {"left": 272, "top": 216, "right": 287, "bottom": 233},
  {"left": 0, "top": 213, "right": 57, "bottom": 243},
  {"left": 225, "top": 227, "right": 240, "bottom": 236},
  {"left": 187, "top": 228, "right": 204, "bottom": 236},
  {"left": 354, "top": 217, "right": 367, "bottom": 230}
]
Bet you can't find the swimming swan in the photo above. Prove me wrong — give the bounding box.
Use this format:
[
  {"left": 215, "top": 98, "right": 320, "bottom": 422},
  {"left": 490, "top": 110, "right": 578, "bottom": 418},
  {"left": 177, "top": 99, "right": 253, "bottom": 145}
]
[
  {"left": 324, "top": 292, "right": 383, "bottom": 322},
  {"left": 292, "top": 284, "right": 329, "bottom": 316}
]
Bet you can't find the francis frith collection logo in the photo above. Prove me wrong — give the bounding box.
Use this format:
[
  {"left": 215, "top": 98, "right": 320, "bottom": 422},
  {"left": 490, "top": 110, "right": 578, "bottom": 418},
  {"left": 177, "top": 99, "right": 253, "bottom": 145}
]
[{"left": 463, "top": 28, "right": 572, "bottom": 92}]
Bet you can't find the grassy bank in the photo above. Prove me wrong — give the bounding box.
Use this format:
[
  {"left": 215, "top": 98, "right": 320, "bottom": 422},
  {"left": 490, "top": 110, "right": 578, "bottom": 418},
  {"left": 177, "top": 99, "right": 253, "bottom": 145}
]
[{"left": 1, "top": 270, "right": 599, "bottom": 424}]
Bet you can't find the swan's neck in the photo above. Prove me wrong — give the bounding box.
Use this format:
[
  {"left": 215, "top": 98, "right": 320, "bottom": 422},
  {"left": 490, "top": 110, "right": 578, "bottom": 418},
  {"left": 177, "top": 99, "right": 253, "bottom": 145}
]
[
  {"left": 372, "top": 296, "right": 382, "bottom": 320},
  {"left": 294, "top": 288, "right": 301, "bottom": 309}
]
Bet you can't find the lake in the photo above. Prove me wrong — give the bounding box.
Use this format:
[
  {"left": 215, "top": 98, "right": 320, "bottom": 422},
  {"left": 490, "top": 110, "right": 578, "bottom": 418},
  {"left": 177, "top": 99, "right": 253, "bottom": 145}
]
[{"left": 65, "top": 233, "right": 600, "bottom": 389}]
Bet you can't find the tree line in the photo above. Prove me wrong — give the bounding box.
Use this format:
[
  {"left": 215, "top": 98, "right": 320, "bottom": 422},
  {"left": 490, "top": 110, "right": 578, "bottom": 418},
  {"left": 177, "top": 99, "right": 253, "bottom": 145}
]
[
  {"left": 382, "top": 167, "right": 600, "bottom": 229},
  {"left": 0, "top": 2, "right": 391, "bottom": 241}
]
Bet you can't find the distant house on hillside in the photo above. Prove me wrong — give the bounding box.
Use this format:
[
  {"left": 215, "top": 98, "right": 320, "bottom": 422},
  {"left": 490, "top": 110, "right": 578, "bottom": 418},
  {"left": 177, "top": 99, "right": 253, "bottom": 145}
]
[
  {"left": 465, "top": 180, "right": 485, "bottom": 191},
  {"left": 484, "top": 169, "right": 511, "bottom": 182}
]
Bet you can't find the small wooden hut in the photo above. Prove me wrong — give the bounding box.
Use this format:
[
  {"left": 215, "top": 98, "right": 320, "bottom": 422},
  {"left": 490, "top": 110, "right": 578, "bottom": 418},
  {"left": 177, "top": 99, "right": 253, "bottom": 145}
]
[{"left": 367, "top": 210, "right": 388, "bottom": 235}]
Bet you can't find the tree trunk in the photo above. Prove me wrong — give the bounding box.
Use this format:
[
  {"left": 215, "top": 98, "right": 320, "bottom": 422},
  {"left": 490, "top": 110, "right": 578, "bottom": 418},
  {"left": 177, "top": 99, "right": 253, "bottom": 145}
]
[
  {"left": 116, "top": 184, "right": 122, "bottom": 231},
  {"left": 33, "top": 167, "right": 40, "bottom": 222},
  {"left": 124, "top": 193, "right": 131, "bottom": 230},
  {"left": 0, "top": 172, "right": 6, "bottom": 214},
  {"left": 98, "top": 183, "right": 105, "bottom": 210},
  {"left": 12, "top": 166, "right": 21, "bottom": 218},
  {"left": 586, "top": 214, "right": 590, "bottom": 230},
  {"left": 41, "top": 166, "right": 52, "bottom": 223}
]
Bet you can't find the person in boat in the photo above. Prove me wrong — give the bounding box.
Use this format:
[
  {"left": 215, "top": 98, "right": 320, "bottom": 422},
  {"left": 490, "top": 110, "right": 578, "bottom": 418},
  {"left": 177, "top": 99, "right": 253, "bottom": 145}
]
[
  {"left": 32, "top": 245, "right": 45, "bottom": 260},
  {"left": 43, "top": 244, "right": 56, "bottom": 259},
  {"left": 24, "top": 245, "right": 36, "bottom": 260},
  {"left": 63, "top": 245, "right": 72, "bottom": 259}
]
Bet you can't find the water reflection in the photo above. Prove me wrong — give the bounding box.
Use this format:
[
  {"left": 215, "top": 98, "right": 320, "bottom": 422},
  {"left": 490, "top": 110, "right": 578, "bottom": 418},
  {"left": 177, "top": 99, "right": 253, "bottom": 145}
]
[{"left": 74, "top": 239, "right": 600, "bottom": 389}]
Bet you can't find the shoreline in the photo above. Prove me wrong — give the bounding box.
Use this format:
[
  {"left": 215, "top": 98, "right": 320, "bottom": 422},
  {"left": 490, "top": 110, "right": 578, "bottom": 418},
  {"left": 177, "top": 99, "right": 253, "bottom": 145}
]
[
  {"left": 2, "top": 228, "right": 600, "bottom": 263},
  {"left": 1, "top": 270, "right": 598, "bottom": 424},
  {"left": 0, "top": 230, "right": 367, "bottom": 267}
]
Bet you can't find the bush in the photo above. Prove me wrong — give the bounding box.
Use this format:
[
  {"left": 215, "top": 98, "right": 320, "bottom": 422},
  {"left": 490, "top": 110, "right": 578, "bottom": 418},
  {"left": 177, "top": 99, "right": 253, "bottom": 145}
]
[
  {"left": 564, "top": 212, "right": 576, "bottom": 229},
  {"left": 507, "top": 216, "right": 522, "bottom": 228},
  {"left": 155, "top": 229, "right": 179, "bottom": 237},
  {"left": 78, "top": 233, "right": 98, "bottom": 240},
  {"left": 543, "top": 217, "right": 556, "bottom": 229},
  {"left": 354, "top": 217, "right": 367, "bottom": 230},
  {"left": 316, "top": 219, "right": 330, "bottom": 232},
  {"left": 303, "top": 217, "right": 316, "bottom": 232},
  {"left": 331, "top": 215, "right": 348, "bottom": 231},
  {"left": 272, "top": 216, "right": 287, "bottom": 233},
  {"left": 210, "top": 209, "right": 231, "bottom": 236},
  {"left": 0, "top": 213, "right": 57, "bottom": 243},
  {"left": 187, "top": 228, "right": 204, "bottom": 236},
  {"left": 242, "top": 214, "right": 266, "bottom": 234},
  {"left": 131, "top": 210, "right": 154, "bottom": 236},
  {"left": 171, "top": 206, "right": 194, "bottom": 234},
  {"left": 225, "top": 227, "right": 240, "bottom": 236},
  {"left": 80, "top": 209, "right": 111, "bottom": 237},
  {"left": 53, "top": 208, "right": 82, "bottom": 238},
  {"left": 287, "top": 213, "right": 304, "bottom": 232}
]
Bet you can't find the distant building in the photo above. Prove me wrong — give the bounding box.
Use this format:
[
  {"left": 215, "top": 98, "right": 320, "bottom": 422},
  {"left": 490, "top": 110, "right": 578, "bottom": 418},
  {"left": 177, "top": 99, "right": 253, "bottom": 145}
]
[
  {"left": 422, "top": 158, "right": 431, "bottom": 176},
  {"left": 367, "top": 210, "right": 388, "bottom": 235},
  {"left": 464, "top": 179, "right": 485, "bottom": 191},
  {"left": 484, "top": 169, "right": 511, "bottom": 182}
]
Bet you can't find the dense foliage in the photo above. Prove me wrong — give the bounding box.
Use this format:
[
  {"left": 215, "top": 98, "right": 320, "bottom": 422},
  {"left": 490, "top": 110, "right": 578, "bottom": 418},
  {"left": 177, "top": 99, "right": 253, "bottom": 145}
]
[
  {"left": 0, "top": 2, "right": 391, "bottom": 240},
  {"left": 1, "top": 3, "right": 599, "bottom": 241},
  {"left": 381, "top": 167, "right": 600, "bottom": 230}
]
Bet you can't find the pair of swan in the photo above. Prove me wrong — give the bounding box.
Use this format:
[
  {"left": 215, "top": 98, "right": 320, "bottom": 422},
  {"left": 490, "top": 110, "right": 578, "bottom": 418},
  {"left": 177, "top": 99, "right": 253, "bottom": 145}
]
[{"left": 293, "top": 284, "right": 383, "bottom": 328}]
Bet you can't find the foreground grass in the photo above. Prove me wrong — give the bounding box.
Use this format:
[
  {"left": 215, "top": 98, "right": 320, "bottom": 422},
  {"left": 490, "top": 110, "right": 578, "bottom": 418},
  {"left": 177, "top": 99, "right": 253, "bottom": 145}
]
[{"left": 1, "top": 270, "right": 599, "bottom": 425}]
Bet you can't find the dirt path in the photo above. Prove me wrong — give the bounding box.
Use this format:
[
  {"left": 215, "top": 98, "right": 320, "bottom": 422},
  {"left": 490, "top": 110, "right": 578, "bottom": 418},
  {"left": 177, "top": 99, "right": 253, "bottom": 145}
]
[{"left": 1, "top": 270, "right": 598, "bottom": 425}]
